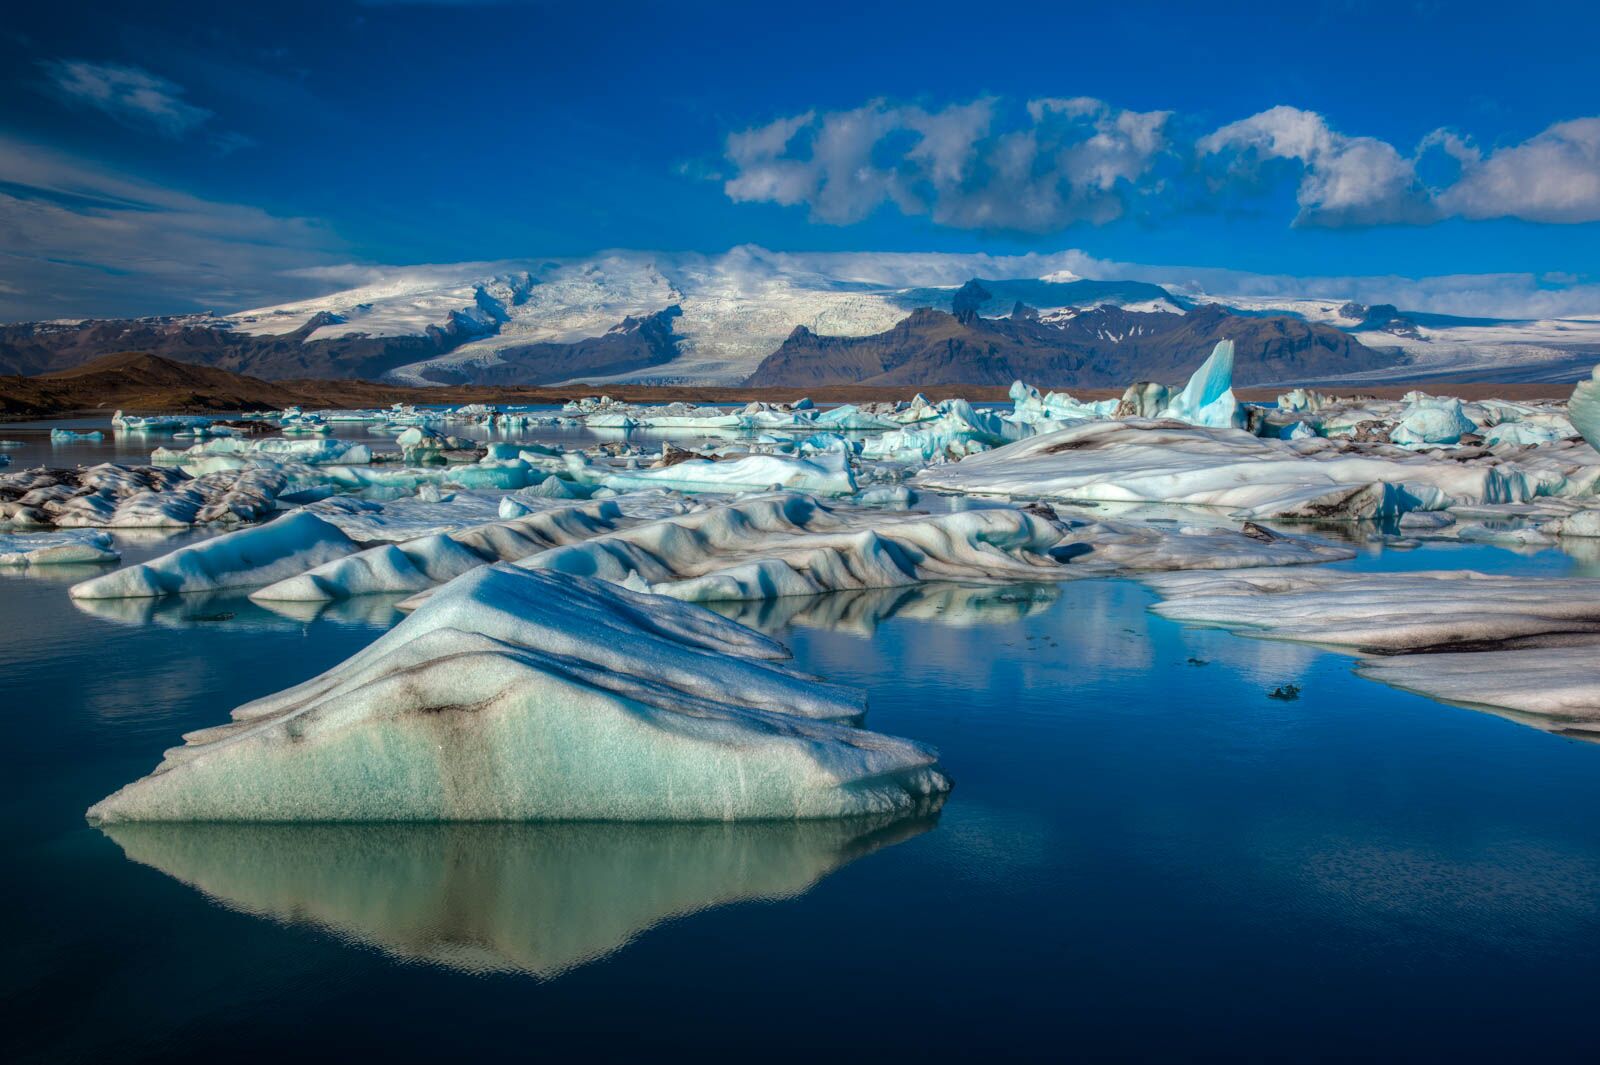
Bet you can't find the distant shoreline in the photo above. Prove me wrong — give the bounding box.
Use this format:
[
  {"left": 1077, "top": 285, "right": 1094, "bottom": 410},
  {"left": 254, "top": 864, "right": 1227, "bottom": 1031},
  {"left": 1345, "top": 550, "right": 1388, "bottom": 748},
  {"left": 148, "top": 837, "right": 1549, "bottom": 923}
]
[{"left": 2, "top": 380, "right": 1576, "bottom": 421}]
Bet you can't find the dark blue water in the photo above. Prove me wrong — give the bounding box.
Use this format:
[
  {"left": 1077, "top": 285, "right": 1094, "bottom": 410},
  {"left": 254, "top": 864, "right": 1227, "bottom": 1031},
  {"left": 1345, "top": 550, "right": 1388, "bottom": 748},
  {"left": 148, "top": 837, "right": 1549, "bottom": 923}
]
[{"left": 5, "top": 423, "right": 1600, "bottom": 1061}]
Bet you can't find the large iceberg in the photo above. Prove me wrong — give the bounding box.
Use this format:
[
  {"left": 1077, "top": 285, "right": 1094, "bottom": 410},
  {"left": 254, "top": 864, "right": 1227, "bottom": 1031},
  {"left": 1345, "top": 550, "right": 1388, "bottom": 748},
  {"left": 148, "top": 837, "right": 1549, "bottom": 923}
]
[
  {"left": 252, "top": 501, "right": 628, "bottom": 601},
  {"left": 69, "top": 511, "right": 357, "bottom": 599},
  {"left": 914, "top": 419, "right": 1586, "bottom": 520},
  {"left": 524, "top": 494, "right": 1068, "bottom": 602},
  {"left": 1572, "top": 364, "right": 1600, "bottom": 452},
  {"left": 87, "top": 565, "right": 950, "bottom": 822}
]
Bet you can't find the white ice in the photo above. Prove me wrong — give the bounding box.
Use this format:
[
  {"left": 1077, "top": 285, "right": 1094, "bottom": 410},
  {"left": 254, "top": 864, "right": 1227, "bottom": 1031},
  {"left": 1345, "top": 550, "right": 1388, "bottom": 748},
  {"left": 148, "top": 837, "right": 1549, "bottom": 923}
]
[
  {"left": 69, "top": 511, "right": 357, "bottom": 599},
  {"left": 0, "top": 529, "right": 119, "bottom": 567},
  {"left": 86, "top": 564, "right": 951, "bottom": 822}
]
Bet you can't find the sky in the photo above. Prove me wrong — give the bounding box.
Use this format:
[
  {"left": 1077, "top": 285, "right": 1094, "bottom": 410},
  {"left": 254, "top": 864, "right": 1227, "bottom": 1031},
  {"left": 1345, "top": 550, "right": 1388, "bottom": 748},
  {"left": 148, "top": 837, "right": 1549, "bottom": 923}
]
[{"left": 1, "top": 0, "right": 1598, "bottom": 321}]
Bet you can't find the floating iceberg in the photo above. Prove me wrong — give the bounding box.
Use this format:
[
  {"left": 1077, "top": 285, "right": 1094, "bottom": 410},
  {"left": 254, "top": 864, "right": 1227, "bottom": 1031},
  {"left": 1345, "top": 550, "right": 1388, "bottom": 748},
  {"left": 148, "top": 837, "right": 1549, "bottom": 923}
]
[
  {"left": 1159, "top": 340, "right": 1244, "bottom": 429},
  {"left": 69, "top": 511, "right": 356, "bottom": 599},
  {"left": 87, "top": 565, "right": 949, "bottom": 822},
  {"left": 252, "top": 501, "right": 627, "bottom": 601},
  {"left": 1572, "top": 364, "right": 1600, "bottom": 452},
  {"left": 50, "top": 429, "right": 104, "bottom": 442},
  {"left": 914, "top": 420, "right": 1582, "bottom": 520},
  {"left": 523, "top": 493, "right": 1067, "bottom": 602},
  {"left": 1390, "top": 397, "right": 1478, "bottom": 447},
  {"left": 153, "top": 436, "right": 373, "bottom": 468},
  {"left": 1143, "top": 568, "right": 1600, "bottom": 735},
  {"left": 599, "top": 450, "right": 857, "bottom": 496},
  {"left": 0, "top": 529, "right": 119, "bottom": 567}
]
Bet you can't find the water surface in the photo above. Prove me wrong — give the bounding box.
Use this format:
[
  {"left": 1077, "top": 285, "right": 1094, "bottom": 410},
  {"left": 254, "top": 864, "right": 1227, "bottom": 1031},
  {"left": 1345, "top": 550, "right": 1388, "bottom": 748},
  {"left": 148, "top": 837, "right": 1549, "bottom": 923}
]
[{"left": 3, "top": 433, "right": 1599, "bottom": 1062}]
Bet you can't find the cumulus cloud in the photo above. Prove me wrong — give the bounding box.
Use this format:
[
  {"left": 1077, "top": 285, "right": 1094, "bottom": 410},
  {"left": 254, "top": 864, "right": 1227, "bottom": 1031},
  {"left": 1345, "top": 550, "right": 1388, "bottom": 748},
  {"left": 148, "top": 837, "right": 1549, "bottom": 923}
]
[
  {"left": 40, "top": 60, "right": 214, "bottom": 138},
  {"left": 726, "top": 96, "right": 1600, "bottom": 233},
  {"left": 0, "top": 136, "right": 344, "bottom": 320},
  {"left": 1434, "top": 118, "right": 1600, "bottom": 223},
  {"left": 1197, "top": 105, "right": 1437, "bottom": 226},
  {"left": 724, "top": 97, "right": 1174, "bottom": 233}
]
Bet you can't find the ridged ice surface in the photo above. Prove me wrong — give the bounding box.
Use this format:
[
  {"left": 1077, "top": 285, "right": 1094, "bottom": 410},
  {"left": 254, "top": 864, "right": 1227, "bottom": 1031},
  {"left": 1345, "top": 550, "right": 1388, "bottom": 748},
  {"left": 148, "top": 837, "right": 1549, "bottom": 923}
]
[
  {"left": 915, "top": 419, "right": 1596, "bottom": 519},
  {"left": 87, "top": 565, "right": 949, "bottom": 823},
  {"left": 1144, "top": 568, "right": 1600, "bottom": 650},
  {"left": 522, "top": 494, "right": 1066, "bottom": 602},
  {"left": 251, "top": 501, "right": 627, "bottom": 601},
  {"left": 69, "top": 511, "right": 357, "bottom": 599}
]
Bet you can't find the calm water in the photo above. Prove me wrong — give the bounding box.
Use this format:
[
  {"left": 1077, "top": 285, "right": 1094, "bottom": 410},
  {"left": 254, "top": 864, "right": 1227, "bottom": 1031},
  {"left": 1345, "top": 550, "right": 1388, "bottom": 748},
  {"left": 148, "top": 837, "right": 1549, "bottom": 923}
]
[{"left": 5, "top": 427, "right": 1600, "bottom": 1061}]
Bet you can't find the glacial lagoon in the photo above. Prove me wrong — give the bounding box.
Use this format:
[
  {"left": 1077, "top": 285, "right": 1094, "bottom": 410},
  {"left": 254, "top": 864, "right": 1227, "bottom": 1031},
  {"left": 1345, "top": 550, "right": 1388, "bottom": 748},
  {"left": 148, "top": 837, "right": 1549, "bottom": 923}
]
[{"left": 4, "top": 417, "right": 1600, "bottom": 1060}]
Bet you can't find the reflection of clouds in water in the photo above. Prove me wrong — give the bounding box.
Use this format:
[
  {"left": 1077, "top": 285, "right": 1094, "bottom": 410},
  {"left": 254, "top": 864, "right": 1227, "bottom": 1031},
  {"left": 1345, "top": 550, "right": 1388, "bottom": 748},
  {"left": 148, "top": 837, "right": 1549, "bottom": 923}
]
[{"left": 103, "top": 811, "right": 939, "bottom": 979}]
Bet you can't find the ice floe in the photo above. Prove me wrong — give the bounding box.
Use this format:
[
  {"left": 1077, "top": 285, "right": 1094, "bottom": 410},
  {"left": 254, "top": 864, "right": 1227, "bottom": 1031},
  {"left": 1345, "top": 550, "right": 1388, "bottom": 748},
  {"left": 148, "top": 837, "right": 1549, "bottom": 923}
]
[
  {"left": 1143, "top": 568, "right": 1600, "bottom": 735},
  {"left": 86, "top": 564, "right": 951, "bottom": 822},
  {"left": 251, "top": 501, "right": 630, "bottom": 601},
  {"left": 914, "top": 419, "right": 1598, "bottom": 520},
  {"left": 69, "top": 511, "right": 357, "bottom": 599},
  {"left": 0, "top": 529, "right": 119, "bottom": 567}
]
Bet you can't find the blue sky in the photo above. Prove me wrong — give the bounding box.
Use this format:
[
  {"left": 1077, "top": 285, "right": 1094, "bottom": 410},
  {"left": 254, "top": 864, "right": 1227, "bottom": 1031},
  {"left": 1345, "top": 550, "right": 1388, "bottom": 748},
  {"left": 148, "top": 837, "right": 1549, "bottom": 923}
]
[{"left": 2, "top": 0, "right": 1598, "bottom": 320}]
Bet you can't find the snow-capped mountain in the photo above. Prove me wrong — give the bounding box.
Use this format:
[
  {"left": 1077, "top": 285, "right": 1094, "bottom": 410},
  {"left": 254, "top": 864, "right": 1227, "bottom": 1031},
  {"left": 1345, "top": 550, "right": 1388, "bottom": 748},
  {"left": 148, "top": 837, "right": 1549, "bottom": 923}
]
[{"left": 3, "top": 246, "right": 1598, "bottom": 386}]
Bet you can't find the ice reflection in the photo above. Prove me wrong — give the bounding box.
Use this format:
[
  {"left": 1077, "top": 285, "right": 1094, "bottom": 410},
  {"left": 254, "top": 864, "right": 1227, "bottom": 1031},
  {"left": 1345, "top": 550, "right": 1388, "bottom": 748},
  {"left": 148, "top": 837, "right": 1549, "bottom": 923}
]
[
  {"left": 102, "top": 808, "right": 940, "bottom": 979},
  {"left": 70, "top": 589, "right": 404, "bottom": 630},
  {"left": 705, "top": 581, "right": 1062, "bottom": 636}
]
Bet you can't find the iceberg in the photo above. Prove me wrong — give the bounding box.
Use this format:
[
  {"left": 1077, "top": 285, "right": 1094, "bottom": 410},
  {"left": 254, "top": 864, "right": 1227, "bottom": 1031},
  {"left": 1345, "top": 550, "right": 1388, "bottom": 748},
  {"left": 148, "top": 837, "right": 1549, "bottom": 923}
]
[
  {"left": 1390, "top": 396, "right": 1478, "bottom": 447},
  {"left": 1159, "top": 340, "right": 1244, "bottom": 429},
  {"left": 599, "top": 450, "right": 857, "bottom": 496},
  {"left": 1142, "top": 568, "right": 1600, "bottom": 735},
  {"left": 251, "top": 501, "right": 627, "bottom": 601},
  {"left": 0, "top": 529, "right": 119, "bottom": 567},
  {"left": 86, "top": 565, "right": 950, "bottom": 822},
  {"left": 153, "top": 436, "right": 373, "bottom": 468},
  {"left": 914, "top": 419, "right": 1581, "bottom": 520},
  {"left": 523, "top": 493, "right": 1069, "bottom": 602},
  {"left": 1571, "top": 364, "right": 1600, "bottom": 452},
  {"left": 69, "top": 511, "right": 357, "bottom": 599}
]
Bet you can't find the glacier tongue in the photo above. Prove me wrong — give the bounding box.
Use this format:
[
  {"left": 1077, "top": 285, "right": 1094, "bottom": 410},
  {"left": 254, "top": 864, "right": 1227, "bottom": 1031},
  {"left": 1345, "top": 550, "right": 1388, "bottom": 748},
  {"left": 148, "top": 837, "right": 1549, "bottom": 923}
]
[{"left": 86, "top": 565, "right": 950, "bottom": 823}]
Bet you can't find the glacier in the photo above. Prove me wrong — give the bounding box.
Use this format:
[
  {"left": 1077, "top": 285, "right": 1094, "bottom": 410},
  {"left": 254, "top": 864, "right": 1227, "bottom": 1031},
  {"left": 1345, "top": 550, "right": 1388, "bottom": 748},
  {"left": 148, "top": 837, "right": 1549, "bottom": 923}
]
[{"left": 86, "top": 565, "right": 950, "bottom": 822}]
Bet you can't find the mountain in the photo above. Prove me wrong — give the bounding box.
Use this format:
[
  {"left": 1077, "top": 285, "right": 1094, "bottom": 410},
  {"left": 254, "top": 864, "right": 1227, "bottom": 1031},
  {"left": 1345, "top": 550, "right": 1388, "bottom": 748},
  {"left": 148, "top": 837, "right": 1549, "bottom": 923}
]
[
  {"left": 4, "top": 248, "right": 1597, "bottom": 387},
  {"left": 745, "top": 302, "right": 1388, "bottom": 388},
  {"left": 0, "top": 352, "right": 307, "bottom": 416}
]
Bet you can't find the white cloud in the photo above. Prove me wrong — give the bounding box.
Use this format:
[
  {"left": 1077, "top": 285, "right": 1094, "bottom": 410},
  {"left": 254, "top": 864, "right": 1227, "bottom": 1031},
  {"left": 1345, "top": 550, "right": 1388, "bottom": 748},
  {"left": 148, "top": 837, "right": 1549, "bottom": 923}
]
[
  {"left": 0, "top": 136, "right": 345, "bottom": 320},
  {"left": 1197, "top": 105, "right": 1436, "bottom": 226},
  {"left": 727, "top": 96, "right": 1600, "bottom": 233},
  {"left": 724, "top": 97, "right": 1173, "bottom": 233},
  {"left": 1434, "top": 118, "right": 1600, "bottom": 223},
  {"left": 40, "top": 60, "right": 213, "bottom": 138}
]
